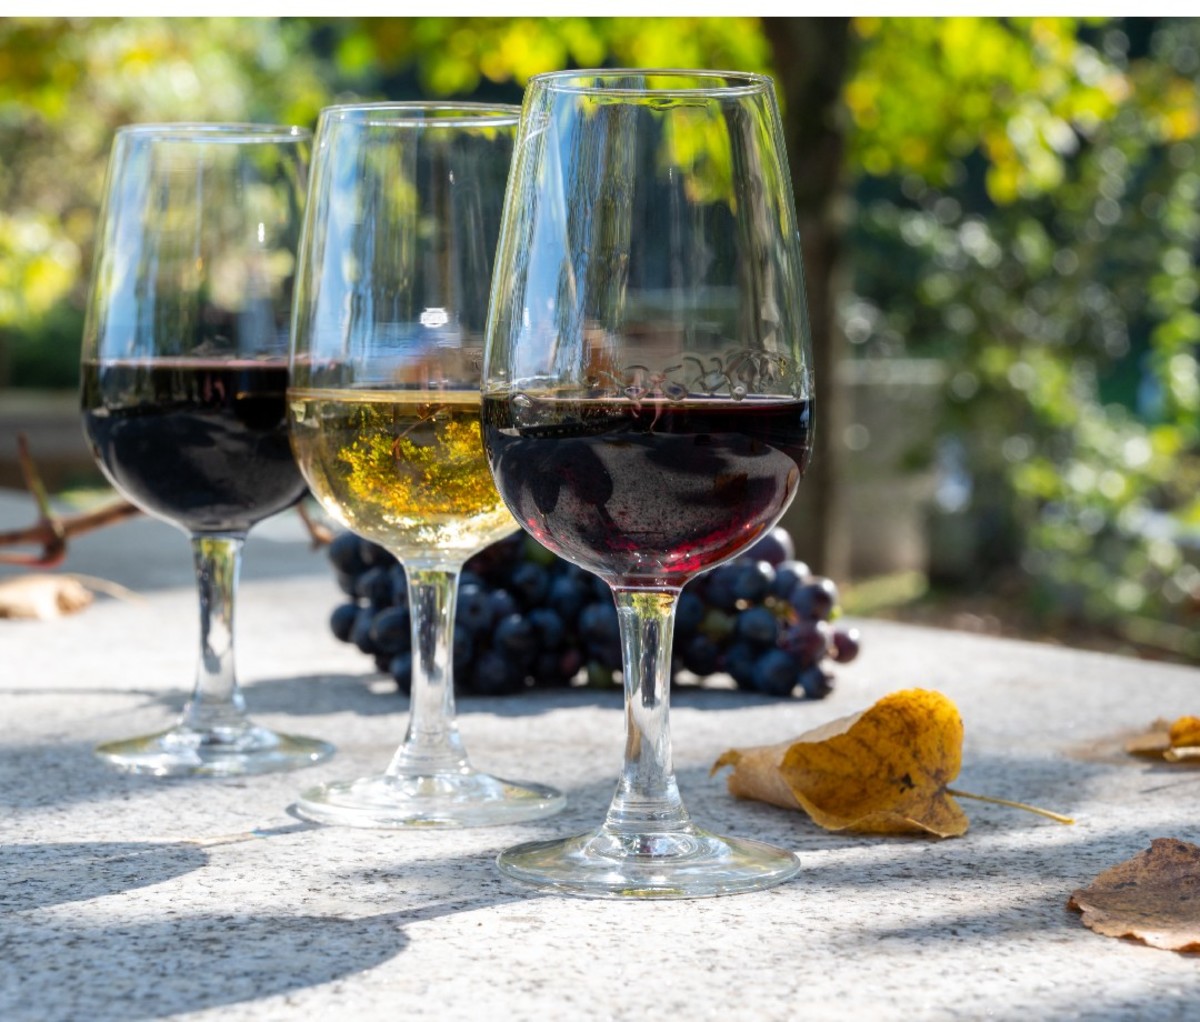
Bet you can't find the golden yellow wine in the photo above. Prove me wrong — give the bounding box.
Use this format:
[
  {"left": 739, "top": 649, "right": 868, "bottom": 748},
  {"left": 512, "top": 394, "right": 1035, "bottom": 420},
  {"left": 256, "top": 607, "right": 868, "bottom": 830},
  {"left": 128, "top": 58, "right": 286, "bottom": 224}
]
[{"left": 288, "top": 388, "right": 516, "bottom": 559}]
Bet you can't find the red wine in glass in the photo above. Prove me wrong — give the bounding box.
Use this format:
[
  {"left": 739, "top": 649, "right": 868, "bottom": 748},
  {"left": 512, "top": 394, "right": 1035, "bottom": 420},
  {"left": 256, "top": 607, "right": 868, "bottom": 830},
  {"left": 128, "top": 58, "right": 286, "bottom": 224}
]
[
  {"left": 483, "top": 394, "right": 812, "bottom": 587},
  {"left": 82, "top": 359, "right": 306, "bottom": 534},
  {"left": 80, "top": 123, "right": 333, "bottom": 776}
]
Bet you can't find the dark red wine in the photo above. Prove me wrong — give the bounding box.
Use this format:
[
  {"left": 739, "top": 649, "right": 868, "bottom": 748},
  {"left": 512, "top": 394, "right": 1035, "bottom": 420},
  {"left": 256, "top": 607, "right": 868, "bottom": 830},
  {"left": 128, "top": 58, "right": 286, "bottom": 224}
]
[
  {"left": 482, "top": 394, "right": 812, "bottom": 587},
  {"left": 82, "top": 359, "right": 306, "bottom": 534}
]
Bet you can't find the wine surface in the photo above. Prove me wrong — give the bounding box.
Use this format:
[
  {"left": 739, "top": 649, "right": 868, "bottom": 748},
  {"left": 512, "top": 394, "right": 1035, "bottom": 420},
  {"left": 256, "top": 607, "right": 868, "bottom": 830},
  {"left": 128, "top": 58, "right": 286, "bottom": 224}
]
[
  {"left": 288, "top": 388, "right": 516, "bottom": 561},
  {"left": 482, "top": 394, "right": 812, "bottom": 587},
  {"left": 82, "top": 359, "right": 306, "bottom": 534}
]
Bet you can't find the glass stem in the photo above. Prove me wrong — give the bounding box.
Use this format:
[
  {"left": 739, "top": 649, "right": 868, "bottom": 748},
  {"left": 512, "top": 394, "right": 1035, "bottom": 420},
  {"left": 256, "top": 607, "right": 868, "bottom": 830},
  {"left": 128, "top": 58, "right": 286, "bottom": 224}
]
[
  {"left": 604, "top": 588, "right": 692, "bottom": 835},
  {"left": 386, "top": 563, "right": 470, "bottom": 777},
  {"left": 180, "top": 533, "right": 249, "bottom": 733}
]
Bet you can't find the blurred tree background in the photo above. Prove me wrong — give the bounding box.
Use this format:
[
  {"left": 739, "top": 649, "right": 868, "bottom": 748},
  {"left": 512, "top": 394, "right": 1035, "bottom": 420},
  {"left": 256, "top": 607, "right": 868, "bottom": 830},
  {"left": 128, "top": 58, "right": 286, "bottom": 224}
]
[{"left": 1, "top": 16, "right": 1197, "bottom": 661}]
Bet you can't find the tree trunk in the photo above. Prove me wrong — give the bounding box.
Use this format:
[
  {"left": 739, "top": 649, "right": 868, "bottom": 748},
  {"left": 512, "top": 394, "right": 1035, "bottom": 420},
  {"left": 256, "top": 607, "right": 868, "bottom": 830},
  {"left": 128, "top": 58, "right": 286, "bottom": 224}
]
[{"left": 763, "top": 17, "right": 854, "bottom": 579}]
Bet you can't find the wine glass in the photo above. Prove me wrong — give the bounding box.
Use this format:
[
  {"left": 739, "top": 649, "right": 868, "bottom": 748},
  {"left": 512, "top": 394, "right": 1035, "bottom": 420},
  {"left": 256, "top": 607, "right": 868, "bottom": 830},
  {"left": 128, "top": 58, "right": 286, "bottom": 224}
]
[
  {"left": 482, "top": 70, "right": 812, "bottom": 897},
  {"left": 81, "top": 124, "right": 335, "bottom": 776},
  {"left": 287, "top": 103, "right": 564, "bottom": 828}
]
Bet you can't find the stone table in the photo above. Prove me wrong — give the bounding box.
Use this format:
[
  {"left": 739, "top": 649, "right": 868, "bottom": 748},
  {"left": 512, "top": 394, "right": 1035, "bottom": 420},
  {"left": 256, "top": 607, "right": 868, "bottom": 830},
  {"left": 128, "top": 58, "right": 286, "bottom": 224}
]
[{"left": 1, "top": 496, "right": 1198, "bottom": 1021}]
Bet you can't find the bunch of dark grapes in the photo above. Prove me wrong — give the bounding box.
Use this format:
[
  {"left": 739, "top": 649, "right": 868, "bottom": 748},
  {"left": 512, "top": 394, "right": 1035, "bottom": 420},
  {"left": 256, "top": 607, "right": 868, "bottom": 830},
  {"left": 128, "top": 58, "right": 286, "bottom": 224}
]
[{"left": 326, "top": 526, "right": 859, "bottom": 700}]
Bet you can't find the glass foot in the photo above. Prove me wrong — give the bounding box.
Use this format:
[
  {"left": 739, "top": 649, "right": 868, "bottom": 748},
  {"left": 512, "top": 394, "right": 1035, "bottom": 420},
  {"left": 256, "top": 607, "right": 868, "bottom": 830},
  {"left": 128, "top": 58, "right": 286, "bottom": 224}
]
[
  {"left": 294, "top": 770, "right": 565, "bottom": 829},
  {"left": 96, "top": 724, "right": 335, "bottom": 778},
  {"left": 497, "top": 825, "right": 801, "bottom": 899}
]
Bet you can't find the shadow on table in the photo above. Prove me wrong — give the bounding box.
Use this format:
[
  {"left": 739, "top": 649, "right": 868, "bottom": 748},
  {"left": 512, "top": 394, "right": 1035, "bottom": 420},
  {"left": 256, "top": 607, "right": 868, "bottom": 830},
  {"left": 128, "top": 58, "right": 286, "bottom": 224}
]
[
  {"left": 0, "top": 909, "right": 413, "bottom": 1021},
  {"left": 0, "top": 845, "right": 535, "bottom": 1022},
  {"left": 0, "top": 841, "right": 209, "bottom": 912},
  {"left": 236, "top": 671, "right": 796, "bottom": 718}
]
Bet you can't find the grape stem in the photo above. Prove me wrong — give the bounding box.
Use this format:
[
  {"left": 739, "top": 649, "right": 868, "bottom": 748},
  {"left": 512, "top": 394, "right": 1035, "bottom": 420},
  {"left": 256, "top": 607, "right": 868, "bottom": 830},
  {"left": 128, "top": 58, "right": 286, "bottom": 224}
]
[{"left": 946, "top": 787, "right": 1075, "bottom": 825}]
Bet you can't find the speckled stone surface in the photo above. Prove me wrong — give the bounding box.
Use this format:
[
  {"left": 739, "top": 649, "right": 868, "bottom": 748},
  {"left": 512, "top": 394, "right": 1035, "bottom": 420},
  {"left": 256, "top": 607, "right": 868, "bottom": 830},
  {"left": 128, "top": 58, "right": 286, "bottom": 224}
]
[{"left": 2, "top": 496, "right": 1199, "bottom": 1021}]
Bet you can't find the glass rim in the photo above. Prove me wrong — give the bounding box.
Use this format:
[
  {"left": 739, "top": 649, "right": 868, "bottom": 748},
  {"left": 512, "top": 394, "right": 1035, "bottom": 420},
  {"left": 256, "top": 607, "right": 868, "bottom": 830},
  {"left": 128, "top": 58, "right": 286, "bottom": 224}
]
[
  {"left": 318, "top": 101, "right": 522, "bottom": 128},
  {"left": 114, "top": 122, "right": 310, "bottom": 143},
  {"left": 528, "top": 68, "right": 774, "bottom": 97}
]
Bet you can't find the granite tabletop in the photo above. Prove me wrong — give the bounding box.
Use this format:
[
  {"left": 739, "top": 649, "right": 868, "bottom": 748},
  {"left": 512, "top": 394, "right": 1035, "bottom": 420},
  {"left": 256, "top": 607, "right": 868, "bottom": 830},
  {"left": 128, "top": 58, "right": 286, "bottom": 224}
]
[{"left": 1, "top": 494, "right": 1198, "bottom": 1021}]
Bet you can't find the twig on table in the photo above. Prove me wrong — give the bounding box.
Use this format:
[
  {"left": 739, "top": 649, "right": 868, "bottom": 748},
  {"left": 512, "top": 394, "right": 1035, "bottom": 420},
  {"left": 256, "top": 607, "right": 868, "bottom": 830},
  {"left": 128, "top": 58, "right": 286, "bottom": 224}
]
[
  {"left": 296, "top": 501, "right": 334, "bottom": 548},
  {"left": 0, "top": 432, "right": 142, "bottom": 567}
]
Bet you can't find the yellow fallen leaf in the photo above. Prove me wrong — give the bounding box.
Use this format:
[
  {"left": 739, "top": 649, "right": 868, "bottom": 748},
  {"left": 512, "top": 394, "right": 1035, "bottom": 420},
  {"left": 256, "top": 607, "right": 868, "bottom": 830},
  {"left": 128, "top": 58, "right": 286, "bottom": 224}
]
[
  {"left": 1068, "top": 838, "right": 1200, "bottom": 952},
  {"left": 713, "top": 688, "right": 970, "bottom": 837}
]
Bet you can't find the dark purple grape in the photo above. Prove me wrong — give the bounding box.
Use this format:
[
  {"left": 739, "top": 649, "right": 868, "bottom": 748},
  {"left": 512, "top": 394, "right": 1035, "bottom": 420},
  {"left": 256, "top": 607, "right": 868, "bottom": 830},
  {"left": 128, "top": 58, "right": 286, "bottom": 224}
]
[
  {"left": 452, "top": 624, "right": 474, "bottom": 667},
  {"left": 770, "top": 560, "right": 811, "bottom": 600},
  {"left": 329, "top": 603, "right": 359, "bottom": 643},
  {"left": 388, "top": 564, "right": 409, "bottom": 604},
  {"left": 780, "top": 619, "right": 832, "bottom": 664},
  {"left": 350, "top": 608, "right": 376, "bottom": 654},
  {"left": 528, "top": 607, "right": 565, "bottom": 650},
  {"left": 723, "top": 641, "right": 759, "bottom": 689},
  {"left": 355, "top": 566, "right": 394, "bottom": 607},
  {"left": 704, "top": 565, "right": 740, "bottom": 612},
  {"left": 359, "top": 538, "right": 396, "bottom": 569},
  {"left": 488, "top": 588, "right": 519, "bottom": 623},
  {"left": 495, "top": 614, "right": 538, "bottom": 659},
  {"left": 735, "top": 605, "right": 779, "bottom": 646},
  {"left": 681, "top": 634, "right": 720, "bottom": 676},
  {"left": 732, "top": 561, "right": 774, "bottom": 603},
  {"left": 789, "top": 581, "right": 835, "bottom": 622},
  {"left": 510, "top": 561, "right": 551, "bottom": 607},
  {"left": 752, "top": 648, "right": 799, "bottom": 697},
  {"left": 389, "top": 652, "right": 412, "bottom": 694},
  {"left": 579, "top": 600, "right": 620, "bottom": 644},
  {"left": 746, "top": 526, "right": 794, "bottom": 567},
  {"left": 831, "top": 627, "right": 861, "bottom": 664},
  {"left": 532, "top": 651, "right": 569, "bottom": 687},
  {"left": 368, "top": 606, "right": 411, "bottom": 655},
  {"left": 472, "top": 650, "right": 525, "bottom": 695},
  {"left": 546, "top": 573, "right": 587, "bottom": 624},
  {"left": 675, "top": 590, "right": 705, "bottom": 636},
  {"left": 335, "top": 571, "right": 359, "bottom": 597},
  {"left": 328, "top": 531, "right": 368, "bottom": 575},
  {"left": 457, "top": 584, "right": 492, "bottom": 633},
  {"left": 589, "top": 638, "right": 624, "bottom": 671},
  {"left": 797, "top": 664, "right": 833, "bottom": 699}
]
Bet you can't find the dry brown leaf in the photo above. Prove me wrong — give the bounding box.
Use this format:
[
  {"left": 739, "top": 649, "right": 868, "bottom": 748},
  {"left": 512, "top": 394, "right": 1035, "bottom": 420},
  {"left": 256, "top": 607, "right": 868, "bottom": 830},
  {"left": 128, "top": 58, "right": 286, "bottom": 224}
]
[
  {"left": 713, "top": 688, "right": 970, "bottom": 838},
  {"left": 1124, "top": 719, "right": 1173, "bottom": 759},
  {"left": 0, "top": 573, "right": 93, "bottom": 620},
  {"left": 1124, "top": 717, "right": 1200, "bottom": 764},
  {"left": 1068, "top": 838, "right": 1200, "bottom": 952}
]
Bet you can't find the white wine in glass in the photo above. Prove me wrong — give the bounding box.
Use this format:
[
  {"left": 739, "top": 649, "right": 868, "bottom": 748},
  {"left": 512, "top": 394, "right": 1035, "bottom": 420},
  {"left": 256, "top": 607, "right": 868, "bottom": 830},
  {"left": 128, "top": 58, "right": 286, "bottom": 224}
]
[{"left": 288, "top": 103, "right": 565, "bottom": 828}]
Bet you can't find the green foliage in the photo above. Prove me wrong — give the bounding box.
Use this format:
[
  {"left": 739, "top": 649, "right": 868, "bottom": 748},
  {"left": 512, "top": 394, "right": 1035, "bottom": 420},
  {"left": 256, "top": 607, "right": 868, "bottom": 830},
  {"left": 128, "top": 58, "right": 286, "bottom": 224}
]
[
  {"left": 0, "top": 16, "right": 332, "bottom": 379},
  {"left": 848, "top": 17, "right": 1200, "bottom": 645}
]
